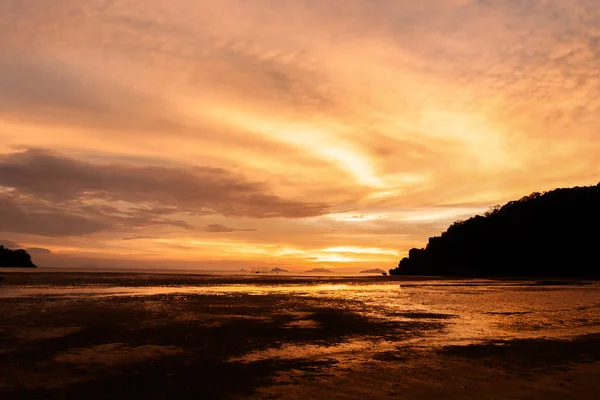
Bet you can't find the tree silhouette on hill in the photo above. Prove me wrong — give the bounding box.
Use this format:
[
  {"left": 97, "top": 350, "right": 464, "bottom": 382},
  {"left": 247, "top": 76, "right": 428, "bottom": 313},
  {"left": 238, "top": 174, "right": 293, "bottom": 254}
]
[
  {"left": 390, "top": 183, "right": 600, "bottom": 277},
  {"left": 0, "top": 245, "right": 37, "bottom": 268}
]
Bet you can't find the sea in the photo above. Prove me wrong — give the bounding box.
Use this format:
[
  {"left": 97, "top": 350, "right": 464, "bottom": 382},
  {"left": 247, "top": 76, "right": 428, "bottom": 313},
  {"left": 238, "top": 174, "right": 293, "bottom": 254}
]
[
  {"left": 2, "top": 269, "right": 600, "bottom": 345},
  {"left": 3, "top": 269, "right": 600, "bottom": 398}
]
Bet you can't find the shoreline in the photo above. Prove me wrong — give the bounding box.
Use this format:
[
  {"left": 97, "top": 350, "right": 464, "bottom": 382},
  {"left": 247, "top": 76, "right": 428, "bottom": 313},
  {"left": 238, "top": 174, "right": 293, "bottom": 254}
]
[
  {"left": 2, "top": 269, "right": 599, "bottom": 281},
  {"left": 2, "top": 273, "right": 599, "bottom": 399}
]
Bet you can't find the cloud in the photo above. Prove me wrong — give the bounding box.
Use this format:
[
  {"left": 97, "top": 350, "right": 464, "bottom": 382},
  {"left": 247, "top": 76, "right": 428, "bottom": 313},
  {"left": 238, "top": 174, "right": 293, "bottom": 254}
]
[
  {"left": 121, "top": 236, "right": 159, "bottom": 241},
  {"left": 0, "top": 149, "right": 329, "bottom": 223},
  {"left": 0, "top": 196, "right": 111, "bottom": 237},
  {"left": 0, "top": 239, "right": 21, "bottom": 248},
  {"left": 25, "top": 247, "right": 52, "bottom": 255},
  {"left": 204, "top": 224, "right": 257, "bottom": 233},
  {"left": 0, "top": 239, "right": 51, "bottom": 254}
]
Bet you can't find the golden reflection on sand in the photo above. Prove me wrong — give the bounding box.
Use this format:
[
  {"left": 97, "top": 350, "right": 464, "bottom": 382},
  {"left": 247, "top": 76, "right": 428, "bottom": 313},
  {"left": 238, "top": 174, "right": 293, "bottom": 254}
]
[
  {"left": 0, "top": 283, "right": 401, "bottom": 298},
  {"left": 3, "top": 280, "right": 600, "bottom": 347},
  {"left": 229, "top": 339, "right": 397, "bottom": 366}
]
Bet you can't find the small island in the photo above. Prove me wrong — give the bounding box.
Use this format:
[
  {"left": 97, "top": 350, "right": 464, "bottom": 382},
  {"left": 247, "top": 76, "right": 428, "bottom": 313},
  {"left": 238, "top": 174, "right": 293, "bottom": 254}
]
[
  {"left": 0, "top": 245, "right": 37, "bottom": 268},
  {"left": 360, "top": 268, "right": 386, "bottom": 274},
  {"left": 390, "top": 183, "right": 599, "bottom": 277},
  {"left": 306, "top": 268, "right": 333, "bottom": 273},
  {"left": 271, "top": 267, "right": 288, "bottom": 273}
]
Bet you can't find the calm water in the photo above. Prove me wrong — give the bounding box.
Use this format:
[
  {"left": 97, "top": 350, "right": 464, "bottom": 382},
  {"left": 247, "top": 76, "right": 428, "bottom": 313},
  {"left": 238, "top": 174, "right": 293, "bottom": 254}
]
[
  {"left": 3, "top": 272, "right": 600, "bottom": 399},
  {"left": 2, "top": 273, "right": 599, "bottom": 345}
]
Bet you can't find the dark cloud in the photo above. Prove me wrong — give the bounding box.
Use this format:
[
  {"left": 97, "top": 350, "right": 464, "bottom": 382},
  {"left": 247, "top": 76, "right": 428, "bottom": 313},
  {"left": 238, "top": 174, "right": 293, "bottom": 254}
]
[
  {"left": 0, "top": 191, "right": 198, "bottom": 237},
  {"left": 0, "top": 239, "right": 21, "bottom": 248},
  {"left": 0, "top": 149, "right": 329, "bottom": 237},
  {"left": 204, "top": 224, "right": 257, "bottom": 233},
  {"left": 0, "top": 239, "right": 51, "bottom": 254},
  {"left": 25, "top": 247, "right": 52, "bottom": 255},
  {"left": 0, "top": 196, "right": 111, "bottom": 236},
  {"left": 121, "top": 236, "right": 159, "bottom": 241}
]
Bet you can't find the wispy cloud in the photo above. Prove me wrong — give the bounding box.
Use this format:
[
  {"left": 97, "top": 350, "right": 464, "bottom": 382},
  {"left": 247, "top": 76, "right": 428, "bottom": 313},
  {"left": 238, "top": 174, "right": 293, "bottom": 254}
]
[{"left": 204, "top": 224, "right": 257, "bottom": 233}]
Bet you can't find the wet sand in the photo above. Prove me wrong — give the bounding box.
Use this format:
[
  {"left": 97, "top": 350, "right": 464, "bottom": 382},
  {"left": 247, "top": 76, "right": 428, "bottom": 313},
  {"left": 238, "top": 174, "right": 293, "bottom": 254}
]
[{"left": 1, "top": 272, "right": 599, "bottom": 399}]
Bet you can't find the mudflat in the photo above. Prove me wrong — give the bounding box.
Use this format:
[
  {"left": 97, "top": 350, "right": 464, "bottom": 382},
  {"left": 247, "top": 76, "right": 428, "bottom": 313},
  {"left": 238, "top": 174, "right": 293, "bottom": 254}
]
[{"left": 1, "top": 272, "right": 599, "bottom": 399}]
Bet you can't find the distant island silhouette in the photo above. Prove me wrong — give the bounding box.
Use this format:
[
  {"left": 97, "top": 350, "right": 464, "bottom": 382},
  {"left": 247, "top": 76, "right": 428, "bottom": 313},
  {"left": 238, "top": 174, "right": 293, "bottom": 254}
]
[
  {"left": 271, "top": 267, "right": 288, "bottom": 273},
  {"left": 390, "top": 183, "right": 600, "bottom": 277},
  {"left": 0, "top": 245, "right": 37, "bottom": 268},
  {"left": 306, "top": 268, "right": 333, "bottom": 273},
  {"left": 360, "top": 268, "right": 386, "bottom": 274}
]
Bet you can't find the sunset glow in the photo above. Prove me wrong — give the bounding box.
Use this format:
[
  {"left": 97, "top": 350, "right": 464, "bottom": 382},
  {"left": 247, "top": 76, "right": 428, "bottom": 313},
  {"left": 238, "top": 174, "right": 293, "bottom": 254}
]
[{"left": 0, "top": 0, "right": 598, "bottom": 271}]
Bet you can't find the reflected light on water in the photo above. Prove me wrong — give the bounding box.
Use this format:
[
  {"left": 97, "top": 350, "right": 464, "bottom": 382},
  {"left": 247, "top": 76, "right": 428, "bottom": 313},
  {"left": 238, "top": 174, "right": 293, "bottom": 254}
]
[
  {"left": 0, "top": 283, "right": 399, "bottom": 298},
  {"left": 2, "top": 279, "right": 600, "bottom": 347}
]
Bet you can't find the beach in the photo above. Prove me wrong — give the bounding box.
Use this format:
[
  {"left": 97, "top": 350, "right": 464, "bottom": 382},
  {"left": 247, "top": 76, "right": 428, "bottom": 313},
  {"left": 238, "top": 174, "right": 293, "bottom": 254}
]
[{"left": 1, "top": 272, "right": 599, "bottom": 399}]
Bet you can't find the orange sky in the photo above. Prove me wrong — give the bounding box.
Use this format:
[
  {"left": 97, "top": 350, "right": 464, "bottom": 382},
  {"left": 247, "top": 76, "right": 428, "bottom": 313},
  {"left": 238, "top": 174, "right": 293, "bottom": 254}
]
[{"left": 0, "top": 0, "right": 598, "bottom": 271}]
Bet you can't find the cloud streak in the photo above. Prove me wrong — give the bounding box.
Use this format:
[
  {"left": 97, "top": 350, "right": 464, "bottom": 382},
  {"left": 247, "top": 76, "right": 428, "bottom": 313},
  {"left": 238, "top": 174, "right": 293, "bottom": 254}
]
[
  {"left": 204, "top": 224, "right": 257, "bottom": 233},
  {"left": 0, "top": 149, "right": 329, "bottom": 220}
]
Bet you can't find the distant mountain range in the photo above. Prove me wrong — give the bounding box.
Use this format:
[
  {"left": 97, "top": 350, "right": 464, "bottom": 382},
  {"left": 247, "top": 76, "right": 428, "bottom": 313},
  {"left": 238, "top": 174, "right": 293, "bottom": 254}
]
[
  {"left": 360, "top": 268, "right": 386, "bottom": 274},
  {"left": 239, "top": 267, "right": 288, "bottom": 273},
  {"left": 390, "top": 183, "right": 600, "bottom": 277},
  {"left": 306, "top": 268, "right": 333, "bottom": 273}
]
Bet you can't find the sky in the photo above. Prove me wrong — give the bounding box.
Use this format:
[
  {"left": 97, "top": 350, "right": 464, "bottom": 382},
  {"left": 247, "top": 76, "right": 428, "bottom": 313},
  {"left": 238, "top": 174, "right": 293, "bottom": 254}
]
[{"left": 0, "top": 0, "right": 598, "bottom": 271}]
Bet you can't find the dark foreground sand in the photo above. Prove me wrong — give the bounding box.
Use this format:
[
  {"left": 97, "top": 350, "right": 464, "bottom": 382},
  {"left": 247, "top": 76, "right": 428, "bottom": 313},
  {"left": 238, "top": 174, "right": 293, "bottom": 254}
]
[{"left": 1, "top": 272, "right": 599, "bottom": 399}]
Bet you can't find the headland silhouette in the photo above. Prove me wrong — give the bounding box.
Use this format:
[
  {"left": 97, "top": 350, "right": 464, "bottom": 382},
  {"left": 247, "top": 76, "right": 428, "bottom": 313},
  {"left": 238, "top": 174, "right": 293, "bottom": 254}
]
[
  {"left": 390, "top": 183, "right": 600, "bottom": 277},
  {"left": 0, "top": 245, "right": 37, "bottom": 268}
]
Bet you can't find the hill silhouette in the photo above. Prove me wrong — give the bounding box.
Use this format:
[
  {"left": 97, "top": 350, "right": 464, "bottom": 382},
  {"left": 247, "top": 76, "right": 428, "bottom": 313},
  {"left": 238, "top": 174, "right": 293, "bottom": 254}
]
[
  {"left": 390, "top": 183, "right": 600, "bottom": 277},
  {"left": 360, "top": 268, "right": 386, "bottom": 274},
  {"left": 0, "top": 245, "right": 37, "bottom": 268}
]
